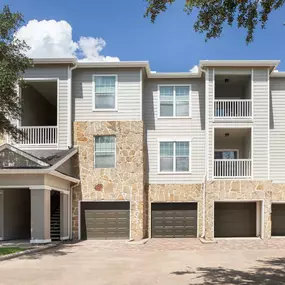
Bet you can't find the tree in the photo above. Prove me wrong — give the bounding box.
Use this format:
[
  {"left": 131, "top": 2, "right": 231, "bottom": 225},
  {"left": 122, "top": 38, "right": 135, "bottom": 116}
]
[
  {"left": 145, "top": 0, "right": 285, "bottom": 44},
  {"left": 0, "top": 5, "right": 32, "bottom": 139}
]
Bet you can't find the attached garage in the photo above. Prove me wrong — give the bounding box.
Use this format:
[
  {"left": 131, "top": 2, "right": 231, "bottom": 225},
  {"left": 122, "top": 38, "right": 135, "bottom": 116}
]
[
  {"left": 151, "top": 203, "right": 197, "bottom": 238},
  {"left": 214, "top": 202, "right": 258, "bottom": 238},
  {"left": 271, "top": 204, "right": 285, "bottom": 236},
  {"left": 80, "top": 201, "right": 130, "bottom": 240}
]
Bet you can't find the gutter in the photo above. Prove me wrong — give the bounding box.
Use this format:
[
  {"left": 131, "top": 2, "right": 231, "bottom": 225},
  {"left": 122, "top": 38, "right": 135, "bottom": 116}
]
[
  {"left": 199, "top": 60, "right": 280, "bottom": 73},
  {"left": 33, "top": 58, "right": 76, "bottom": 65}
]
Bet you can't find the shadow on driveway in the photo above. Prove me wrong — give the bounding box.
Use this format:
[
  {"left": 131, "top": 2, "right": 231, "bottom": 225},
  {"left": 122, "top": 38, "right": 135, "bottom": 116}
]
[
  {"left": 171, "top": 257, "right": 285, "bottom": 284},
  {"left": 17, "top": 241, "right": 85, "bottom": 260}
]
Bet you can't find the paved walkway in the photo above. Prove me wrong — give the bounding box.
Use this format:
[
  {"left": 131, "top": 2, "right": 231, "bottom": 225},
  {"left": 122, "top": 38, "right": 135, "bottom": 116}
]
[{"left": 0, "top": 239, "right": 285, "bottom": 284}]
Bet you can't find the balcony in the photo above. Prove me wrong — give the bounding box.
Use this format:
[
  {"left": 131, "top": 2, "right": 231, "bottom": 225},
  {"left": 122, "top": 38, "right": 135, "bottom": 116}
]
[
  {"left": 214, "top": 159, "right": 252, "bottom": 178},
  {"left": 214, "top": 74, "right": 252, "bottom": 120},
  {"left": 12, "top": 80, "right": 58, "bottom": 148},
  {"left": 214, "top": 127, "right": 252, "bottom": 179},
  {"left": 214, "top": 99, "right": 252, "bottom": 119},
  {"left": 16, "top": 126, "right": 58, "bottom": 145}
]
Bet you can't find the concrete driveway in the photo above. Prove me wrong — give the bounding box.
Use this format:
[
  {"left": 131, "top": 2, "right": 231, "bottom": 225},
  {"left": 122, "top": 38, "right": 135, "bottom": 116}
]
[{"left": 0, "top": 239, "right": 285, "bottom": 285}]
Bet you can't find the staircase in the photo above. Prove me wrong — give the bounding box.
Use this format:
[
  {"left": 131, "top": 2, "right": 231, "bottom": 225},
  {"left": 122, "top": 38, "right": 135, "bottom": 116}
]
[{"left": 50, "top": 204, "right": 61, "bottom": 241}]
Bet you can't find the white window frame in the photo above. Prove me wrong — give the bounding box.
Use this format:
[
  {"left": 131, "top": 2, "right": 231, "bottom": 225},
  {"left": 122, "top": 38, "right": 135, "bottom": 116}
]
[
  {"left": 94, "top": 135, "right": 116, "bottom": 168},
  {"left": 158, "top": 84, "right": 191, "bottom": 118},
  {"left": 157, "top": 138, "right": 192, "bottom": 174},
  {"left": 92, "top": 74, "right": 118, "bottom": 111}
]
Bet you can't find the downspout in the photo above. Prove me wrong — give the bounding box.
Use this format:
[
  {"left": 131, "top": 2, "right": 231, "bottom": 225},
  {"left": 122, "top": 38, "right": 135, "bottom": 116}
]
[
  {"left": 200, "top": 66, "right": 207, "bottom": 239},
  {"left": 67, "top": 62, "right": 77, "bottom": 148}
]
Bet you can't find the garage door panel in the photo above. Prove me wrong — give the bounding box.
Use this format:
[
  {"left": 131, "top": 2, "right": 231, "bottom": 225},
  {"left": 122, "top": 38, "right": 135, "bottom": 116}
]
[
  {"left": 272, "top": 204, "right": 285, "bottom": 236},
  {"left": 214, "top": 202, "right": 256, "bottom": 238},
  {"left": 151, "top": 203, "right": 197, "bottom": 238},
  {"left": 81, "top": 202, "right": 130, "bottom": 240}
]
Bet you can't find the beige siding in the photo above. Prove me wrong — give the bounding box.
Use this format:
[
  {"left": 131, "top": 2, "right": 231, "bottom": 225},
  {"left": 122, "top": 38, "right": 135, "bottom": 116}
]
[
  {"left": 270, "top": 78, "right": 285, "bottom": 182},
  {"left": 144, "top": 78, "right": 205, "bottom": 184},
  {"left": 24, "top": 66, "right": 69, "bottom": 149},
  {"left": 72, "top": 68, "right": 141, "bottom": 121},
  {"left": 252, "top": 69, "right": 269, "bottom": 180}
]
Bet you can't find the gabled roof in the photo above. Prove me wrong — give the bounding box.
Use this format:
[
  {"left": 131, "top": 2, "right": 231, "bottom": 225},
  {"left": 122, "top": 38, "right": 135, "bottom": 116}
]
[
  {"left": 0, "top": 144, "right": 49, "bottom": 168},
  {"left": 0, "top": 144, "right": 79, "bottom": 183}
]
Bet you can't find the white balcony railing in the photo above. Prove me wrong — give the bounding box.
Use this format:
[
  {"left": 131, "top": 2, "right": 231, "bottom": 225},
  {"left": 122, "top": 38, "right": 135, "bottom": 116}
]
[
  {"left": 15, "top": 126, "right": 58, "bottom": 145},
  {"left": 214, "top": 159, "right": 252, "bottom": 178},
  {"left": 214, "top": 100, "right": 252, "bottom": 118}
]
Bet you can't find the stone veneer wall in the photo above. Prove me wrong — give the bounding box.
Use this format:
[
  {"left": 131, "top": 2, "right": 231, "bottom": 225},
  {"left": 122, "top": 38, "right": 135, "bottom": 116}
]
[
  {"left": 148, "top": 184, "right": 204, "bottom": 237},
  {"left": 205, "top": 180, "right": 285, "bottom": 240},
  {"left": 72, "top": 121, "right": 146, "bottom": 240}
]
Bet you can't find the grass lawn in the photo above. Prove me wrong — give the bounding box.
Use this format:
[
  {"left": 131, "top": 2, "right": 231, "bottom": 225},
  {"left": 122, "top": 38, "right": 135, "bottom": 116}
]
[{"left": 0, "top": 247, "right": 25, "bottom": 256}]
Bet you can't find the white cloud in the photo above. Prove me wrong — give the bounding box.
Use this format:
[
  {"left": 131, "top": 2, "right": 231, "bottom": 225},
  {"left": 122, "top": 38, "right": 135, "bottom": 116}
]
[
  {"left": 189, "top": 65, "right": 199, "bottom": 73},
  {"left": 15, "top": 20, "right": 119, "bottom": 62},
  {"left": 78, "top": 37, "right": 119, "bottom": 62}
]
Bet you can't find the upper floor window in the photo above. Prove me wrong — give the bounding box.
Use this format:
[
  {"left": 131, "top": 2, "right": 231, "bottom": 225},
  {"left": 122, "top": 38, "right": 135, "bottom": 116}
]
[
  {"left": 159, "top": 85, "right": 190, "bottom": 117},
  {"left": 94, "top": 136, "right": 116, "bottom": 168},
  {"left": 159, "top": 141, "right": 190, "bottom": 173},
  {"left": 93, "top": 75, "right": 117, "bottom": 110}
]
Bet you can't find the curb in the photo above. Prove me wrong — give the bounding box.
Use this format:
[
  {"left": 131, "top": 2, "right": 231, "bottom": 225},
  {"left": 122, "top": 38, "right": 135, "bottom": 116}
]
[
  {"left": 0, "top": 243, "right": 59, "bottom": 262},
  {"left": 199, "top": 238, "right": 217, "bottom": 244},
  {"left": 127, "top": 238, "right": 149, "bottom": 245}
]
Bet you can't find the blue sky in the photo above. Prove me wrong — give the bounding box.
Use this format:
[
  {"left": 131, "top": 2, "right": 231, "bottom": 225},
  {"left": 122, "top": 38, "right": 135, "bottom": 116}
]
[{"left": 4, "top": 0, "right": 285, "bottom": 71}]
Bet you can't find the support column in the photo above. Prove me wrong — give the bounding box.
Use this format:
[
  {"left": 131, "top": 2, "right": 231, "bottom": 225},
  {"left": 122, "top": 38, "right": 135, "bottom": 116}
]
[
  {"left": 30, "top": 188, "right": 51, "bottom": 243},
  {"left": 60, "top": 192, "right": 69, "bottom": 240},
  {"left": 0, "top": 191, "right": 3, "bottom": 240}
]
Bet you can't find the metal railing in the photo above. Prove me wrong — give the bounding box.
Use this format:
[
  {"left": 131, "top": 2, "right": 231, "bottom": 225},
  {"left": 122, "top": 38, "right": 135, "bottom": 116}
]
[
  {"left": 214, "top": 100, "right": 252, "bottom": 118},
  {"left": 214, "top": 159, "right": 252, "bottom": 178}
]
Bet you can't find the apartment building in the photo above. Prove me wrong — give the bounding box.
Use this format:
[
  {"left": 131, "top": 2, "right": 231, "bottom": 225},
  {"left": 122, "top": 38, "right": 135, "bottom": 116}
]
[{"left": 0, "top": 58, "right": 285, "bottom": 243}]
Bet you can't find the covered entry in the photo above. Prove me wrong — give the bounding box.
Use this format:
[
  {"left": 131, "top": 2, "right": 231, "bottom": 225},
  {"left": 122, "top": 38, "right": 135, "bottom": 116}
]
[
  {"left": 214, "top": 202, "right": 260, "bottom": 238},
  {"left": 80, "top": 202, "right": 130, "bottom": 240},
  {"left": 151, "top": 203, "right": 197, "bottom": 238},
  {"left": 0, "top": 144, "right": 78, "bottom": 243},
  {"left": 271, "top": 203, "right": 285, "bottom": 236}
]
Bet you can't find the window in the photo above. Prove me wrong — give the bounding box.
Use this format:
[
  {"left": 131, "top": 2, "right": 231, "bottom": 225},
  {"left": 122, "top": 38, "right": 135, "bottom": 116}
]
[
  {"left": 159, "top": 141, "right": 190, "bottom": 172},
  {"left": 159, "top": 86, "right": 190, "bottom": 117},
  {"left": 93, "top": 75, "right": 117, "bottom": 110},
  {"left": 94, "top": 136, "right": 116, "bottom": 168},
  {"left": 214, "top": 150, "right": 238, "bottom": 159}
]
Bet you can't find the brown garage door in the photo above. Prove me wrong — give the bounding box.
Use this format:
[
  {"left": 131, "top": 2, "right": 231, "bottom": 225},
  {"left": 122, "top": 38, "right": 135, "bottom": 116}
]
[
  {"left": 151, "top": 203, "right": 197, "bottom": 238},
  {"left": 80, "top": 202, "right": 130, "bottom": 240},
  {"left": 272, "top": 204, "right": 285, "bottom": 236},
  {"left": 214, "top": 202, "right": 256, "bottom": 237}
]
